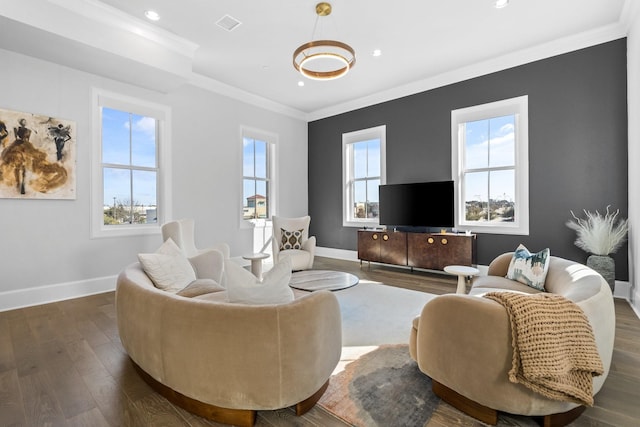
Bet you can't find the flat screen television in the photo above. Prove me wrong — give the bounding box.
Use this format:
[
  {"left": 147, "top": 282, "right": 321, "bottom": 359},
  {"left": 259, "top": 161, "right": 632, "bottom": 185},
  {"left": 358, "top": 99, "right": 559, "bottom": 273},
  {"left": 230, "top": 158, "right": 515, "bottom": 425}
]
[{"left": 378, "top": 180, "right": 454, "bottom": 228}]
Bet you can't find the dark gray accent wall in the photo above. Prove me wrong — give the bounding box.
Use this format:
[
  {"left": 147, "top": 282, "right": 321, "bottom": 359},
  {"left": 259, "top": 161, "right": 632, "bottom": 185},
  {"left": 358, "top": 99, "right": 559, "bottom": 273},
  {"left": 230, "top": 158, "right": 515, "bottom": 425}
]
[{"left": 308, "top": 39, "right": 629, "bottom": 280}]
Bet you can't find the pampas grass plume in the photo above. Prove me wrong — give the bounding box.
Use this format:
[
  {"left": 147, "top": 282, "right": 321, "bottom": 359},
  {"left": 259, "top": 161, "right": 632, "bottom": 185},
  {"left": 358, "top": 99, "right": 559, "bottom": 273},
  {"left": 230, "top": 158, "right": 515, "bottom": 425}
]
[{"left": 566, "top": 205, "right": 628, "bottom": 255}]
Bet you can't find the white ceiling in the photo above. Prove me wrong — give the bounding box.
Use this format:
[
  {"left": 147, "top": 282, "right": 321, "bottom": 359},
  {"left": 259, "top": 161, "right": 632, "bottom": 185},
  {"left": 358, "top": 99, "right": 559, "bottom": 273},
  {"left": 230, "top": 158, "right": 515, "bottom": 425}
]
[{"left": 0, "top": 0, "right": 637, "bottom": 120}]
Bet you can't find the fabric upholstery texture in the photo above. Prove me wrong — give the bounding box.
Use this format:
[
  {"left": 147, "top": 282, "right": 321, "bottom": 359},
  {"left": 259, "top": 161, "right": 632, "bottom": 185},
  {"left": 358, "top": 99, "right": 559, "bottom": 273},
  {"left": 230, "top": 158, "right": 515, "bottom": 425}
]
[
  {"left": 115, "top": 261, "right": 342, "bottom": 412},
  {"left": 138, "top": 238, "right": 196, "bottom": 292},
  {"left": 409, "top": 253, "right": 615, "bottom": 417},
  {"left": 506, "top": 244, "right": 550, "bottom": 290},
  {"left": 272, "top": 216, "right": 316, "bottom": 270},
  {"left": 161, "top": 218, "right": 231, "bottom": 287},
  {"left": 225, "top": 257, "right": 295, "bottom": 305}
]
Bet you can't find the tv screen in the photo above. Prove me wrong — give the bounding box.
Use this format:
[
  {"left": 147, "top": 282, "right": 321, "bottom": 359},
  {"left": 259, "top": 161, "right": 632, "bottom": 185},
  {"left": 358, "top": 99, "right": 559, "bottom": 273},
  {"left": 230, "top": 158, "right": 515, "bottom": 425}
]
[{"left": 378, "top": 181, "right": 454, "bottom": 227}]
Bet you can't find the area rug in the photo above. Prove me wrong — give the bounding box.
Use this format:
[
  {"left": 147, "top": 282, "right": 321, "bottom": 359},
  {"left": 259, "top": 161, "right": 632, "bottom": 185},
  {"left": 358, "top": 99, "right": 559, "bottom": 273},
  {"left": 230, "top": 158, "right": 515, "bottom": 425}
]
[{"left": 318, "top": 344, "right": 539, "bottom": 427}]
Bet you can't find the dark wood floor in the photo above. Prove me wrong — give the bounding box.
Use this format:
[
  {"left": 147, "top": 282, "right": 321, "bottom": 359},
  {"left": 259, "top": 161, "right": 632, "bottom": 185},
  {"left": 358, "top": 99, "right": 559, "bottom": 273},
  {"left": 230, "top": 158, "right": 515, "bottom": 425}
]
[{"left": 0, "top": 256, "right": 638, "bottom": 426}]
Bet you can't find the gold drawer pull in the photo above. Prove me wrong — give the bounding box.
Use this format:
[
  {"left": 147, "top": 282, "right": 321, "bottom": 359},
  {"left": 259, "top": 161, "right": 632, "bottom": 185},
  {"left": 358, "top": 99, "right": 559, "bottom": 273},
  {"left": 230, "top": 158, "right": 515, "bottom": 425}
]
[
  {"left": 383, "top": 234, "right": 389, "bottom": 241},
  {"left": 428, "top": 237, "right": 434, "bottom": 244},
  {"left": 441, "top": 238, "right": 448, "bottom": 245},
  {"left": 372, "top": 234, "right": 378, "bottom": 240}
]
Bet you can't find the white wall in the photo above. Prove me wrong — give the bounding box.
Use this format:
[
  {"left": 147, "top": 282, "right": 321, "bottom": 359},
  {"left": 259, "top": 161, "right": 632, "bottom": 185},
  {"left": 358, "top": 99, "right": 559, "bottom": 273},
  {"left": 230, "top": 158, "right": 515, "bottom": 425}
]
[
  {"left": 628, "top": 10, "right": 640, "bottom": 314},
  {"left": 0, "top": 48, "right": 307, "bottom": 310}
]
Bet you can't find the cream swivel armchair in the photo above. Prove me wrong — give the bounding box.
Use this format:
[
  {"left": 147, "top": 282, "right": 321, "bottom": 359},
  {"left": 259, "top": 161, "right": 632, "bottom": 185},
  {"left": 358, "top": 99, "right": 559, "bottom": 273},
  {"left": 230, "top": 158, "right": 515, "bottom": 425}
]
[
  {"left": 161, "top": 218, "right": 231, "bottom": 259},
  {"left": 272, "top": 216, "right": 316, "bottom": 271}
]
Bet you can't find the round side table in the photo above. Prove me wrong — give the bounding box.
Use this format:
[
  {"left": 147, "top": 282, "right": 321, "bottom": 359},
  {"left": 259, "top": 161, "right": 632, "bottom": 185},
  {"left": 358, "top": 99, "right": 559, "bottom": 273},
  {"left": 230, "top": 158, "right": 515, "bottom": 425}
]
[
  {"left": 444, "top": 265, "right": 480, "bottom": 294},
  {"left": 242, "top": 253, "right": 270, "bottom": 281}
]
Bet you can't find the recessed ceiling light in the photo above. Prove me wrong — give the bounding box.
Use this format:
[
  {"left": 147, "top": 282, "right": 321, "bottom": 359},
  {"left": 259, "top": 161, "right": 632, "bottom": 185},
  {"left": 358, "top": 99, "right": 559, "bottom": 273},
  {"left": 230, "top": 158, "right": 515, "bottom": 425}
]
[
  {"left": 298, "top": 81, "right": 305, "bottom": 87},
  {"left": 372, "top": 49, "right": 382, "bottom": 57},
  {"left": 144, "top": 10, "right": 160, "bottom": 21},
  {"left": 494, "top": 0, "right": 509, "bottom": 9}
]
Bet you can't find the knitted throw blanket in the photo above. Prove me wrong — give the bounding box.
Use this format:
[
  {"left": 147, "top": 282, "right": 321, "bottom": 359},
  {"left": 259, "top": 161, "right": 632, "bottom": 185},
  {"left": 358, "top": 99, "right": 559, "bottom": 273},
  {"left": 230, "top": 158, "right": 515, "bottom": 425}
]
[{"left": 483, "top": 292, "right": 604, "bottom": 406}]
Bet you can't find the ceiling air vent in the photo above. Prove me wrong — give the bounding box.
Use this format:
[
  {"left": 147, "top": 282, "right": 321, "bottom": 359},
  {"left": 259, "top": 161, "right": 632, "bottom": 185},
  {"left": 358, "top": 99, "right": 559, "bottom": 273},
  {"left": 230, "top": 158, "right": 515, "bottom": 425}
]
[{"left": 216, "top": 14, "right": 242, "bottom": 32}]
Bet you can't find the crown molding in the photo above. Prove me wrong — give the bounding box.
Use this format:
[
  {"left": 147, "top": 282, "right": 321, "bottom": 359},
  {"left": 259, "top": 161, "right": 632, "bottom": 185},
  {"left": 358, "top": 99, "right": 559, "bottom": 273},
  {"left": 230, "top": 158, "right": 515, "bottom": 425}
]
[
  {"left": 46, "top": 0, "right": 198, "bottom": 58},
  {"left": 306, "top": 21, "right": 628, "bottom": 122},
  {"left": 188, "top": 73, "right": 308, "bottom": 121}
]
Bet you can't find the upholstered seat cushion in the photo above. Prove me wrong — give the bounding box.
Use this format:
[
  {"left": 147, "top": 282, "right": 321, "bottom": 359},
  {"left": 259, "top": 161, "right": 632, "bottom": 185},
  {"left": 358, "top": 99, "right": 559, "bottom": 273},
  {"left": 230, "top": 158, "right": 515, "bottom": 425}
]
[
  {"left": 279, "top": 249, "right": 313, "bottom": 270},
  {"left": 470, "top": 275, "right": 543, "bottom": 296}
]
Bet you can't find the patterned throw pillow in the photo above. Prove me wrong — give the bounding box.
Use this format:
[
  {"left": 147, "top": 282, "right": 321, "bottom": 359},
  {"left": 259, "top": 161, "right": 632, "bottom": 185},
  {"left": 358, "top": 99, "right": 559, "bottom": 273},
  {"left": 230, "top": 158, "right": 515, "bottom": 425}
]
[
  {"left": 506, "top": 244, "right": 551, "bottom": 291},
  {"left": 280, "top": 228, "right": 304, "bottom": 250}
]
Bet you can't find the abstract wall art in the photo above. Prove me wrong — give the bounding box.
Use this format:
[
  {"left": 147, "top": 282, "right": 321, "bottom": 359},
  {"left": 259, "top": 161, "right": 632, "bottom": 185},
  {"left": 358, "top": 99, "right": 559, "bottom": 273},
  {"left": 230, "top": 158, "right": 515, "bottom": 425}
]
[{"left": 0, "top": 107, "right": 76, "bottom": 199}]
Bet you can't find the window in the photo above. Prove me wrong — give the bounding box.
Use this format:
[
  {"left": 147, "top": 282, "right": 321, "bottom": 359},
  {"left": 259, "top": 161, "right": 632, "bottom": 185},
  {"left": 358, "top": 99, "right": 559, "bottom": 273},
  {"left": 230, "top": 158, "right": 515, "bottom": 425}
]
[
  {"left": 343, "top": 125, "right": 386, "bottom": 227},
  {"left": 91, "top": 89, "right": 171, "bottom": 238},
  {"left": 242, "top": 127, "right": 276, "bottom": 222},
  {"left": 451, "top": 96, "right": 528, "bottom": 235}
]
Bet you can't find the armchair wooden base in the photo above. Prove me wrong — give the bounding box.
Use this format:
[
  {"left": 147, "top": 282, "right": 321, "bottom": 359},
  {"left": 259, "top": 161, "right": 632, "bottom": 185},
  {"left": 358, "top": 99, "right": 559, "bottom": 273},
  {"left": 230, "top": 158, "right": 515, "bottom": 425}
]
[
  {"left": 132, "top": 359, "right": 329, "bottom": 426},
  {"left": 432, "top": 380, "right": 585, "bottom": 427}
]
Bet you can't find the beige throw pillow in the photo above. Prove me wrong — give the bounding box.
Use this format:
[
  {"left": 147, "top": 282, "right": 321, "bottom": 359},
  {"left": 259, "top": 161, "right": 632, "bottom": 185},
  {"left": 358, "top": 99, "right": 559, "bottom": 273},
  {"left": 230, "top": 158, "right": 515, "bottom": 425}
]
[
  {"left": 177, "top": 279, "right": 225, "bottom": 297},
  {"left": 225, "top": 257, "right": 294, "bottom": 305},
  {"left": 138, "top": 238, "right": 197, "bottom": 293}
]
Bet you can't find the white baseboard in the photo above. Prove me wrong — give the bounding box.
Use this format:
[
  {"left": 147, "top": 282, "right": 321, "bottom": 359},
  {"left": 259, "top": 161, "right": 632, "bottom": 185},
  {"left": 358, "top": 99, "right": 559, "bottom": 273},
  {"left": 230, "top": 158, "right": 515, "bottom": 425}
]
[
  {"left": 631, "top": 286, "right": 640, "bottom": 319},
  {"left": 316, "top": 246, "right": 360, "bottom": 262},
  {"left": 0, "top": 275, "right": 117, "bottom": 312}
]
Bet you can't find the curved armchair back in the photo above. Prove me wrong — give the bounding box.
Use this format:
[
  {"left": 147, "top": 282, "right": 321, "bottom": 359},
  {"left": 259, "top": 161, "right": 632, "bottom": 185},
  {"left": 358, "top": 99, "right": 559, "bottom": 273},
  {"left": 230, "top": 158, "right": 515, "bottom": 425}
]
[
  {"left": 272, "top": 216, "right": 316, "bottom": 270},
  {"left": 412, "top": 253, "right": 616, "bottom": 420},
  {"left": 162, "top": 218, "right": 230, "bottom": 259}
]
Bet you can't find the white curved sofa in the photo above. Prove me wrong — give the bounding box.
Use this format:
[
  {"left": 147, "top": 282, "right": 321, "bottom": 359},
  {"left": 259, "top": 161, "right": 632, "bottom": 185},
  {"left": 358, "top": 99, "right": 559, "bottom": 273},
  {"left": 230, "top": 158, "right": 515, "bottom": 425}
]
[
  {"left": 116, "top": 257, "right": 342, "bottom": 426},
  {"left": 410, "top": 252, "right": 615, "bottom": 426}
]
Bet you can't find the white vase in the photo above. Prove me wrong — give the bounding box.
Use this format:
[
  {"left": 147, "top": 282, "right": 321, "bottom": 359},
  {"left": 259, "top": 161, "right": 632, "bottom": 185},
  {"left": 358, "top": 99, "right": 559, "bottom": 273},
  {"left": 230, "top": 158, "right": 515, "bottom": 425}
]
[{"left": 587, "top": 254, "right": 615, "bottom": 293}]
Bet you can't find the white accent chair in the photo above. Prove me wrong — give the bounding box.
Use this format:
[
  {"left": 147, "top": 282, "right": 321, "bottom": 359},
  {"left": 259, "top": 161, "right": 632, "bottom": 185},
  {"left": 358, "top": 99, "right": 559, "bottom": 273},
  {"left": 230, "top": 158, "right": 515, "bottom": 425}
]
[
  {"left": 272, "top": 216, "right": 316, "bottom": 271},
  {"left": 161, "top": 218, "right": 230, "bottom": 259}
]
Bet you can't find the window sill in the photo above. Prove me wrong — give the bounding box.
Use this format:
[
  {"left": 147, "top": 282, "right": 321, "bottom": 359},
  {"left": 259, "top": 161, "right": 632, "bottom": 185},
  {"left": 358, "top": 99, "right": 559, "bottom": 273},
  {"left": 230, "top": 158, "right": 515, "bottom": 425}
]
[
  {"left": 456, "top": 224, "right": 529, "bottom": 236},
  {"left": 343, "top": 220, "right": 380, "bottom": 228}
]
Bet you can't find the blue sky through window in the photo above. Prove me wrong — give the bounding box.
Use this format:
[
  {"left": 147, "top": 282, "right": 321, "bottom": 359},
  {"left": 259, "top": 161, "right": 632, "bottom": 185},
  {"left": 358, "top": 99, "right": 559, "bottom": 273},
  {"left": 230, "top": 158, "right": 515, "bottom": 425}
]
[
  {"left": 102, "top": 107, "right": 157, "bottom": 206},
  {"left": 242, "top": 137, "right": 269, "bottom": 218},
  {"left": 353, "top": 139, "right": 380, "bottom": 203},
  {"left": 464, "top": 115, "right": 515, "bottom": 204}
]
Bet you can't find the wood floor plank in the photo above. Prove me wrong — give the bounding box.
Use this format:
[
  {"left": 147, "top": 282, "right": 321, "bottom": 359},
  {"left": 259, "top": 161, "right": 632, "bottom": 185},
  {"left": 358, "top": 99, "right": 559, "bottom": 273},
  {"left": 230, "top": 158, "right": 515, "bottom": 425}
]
[
  {"left": 19, "top": 370, "right": 66, "bottom": 426},
  {"left": 0, "top": 369, "right": 26, "bottom": 427},
  {"left": 128, "top": 392, "right": 192, "bottom": 427},
  {"left": 92, "top": 342, "right": 155, "bottom": 403},
  {"left": 0, "top": 317, "right": 16, "bottom": 373},
  {"left": 75, "top": 318, "right": 111, "bottom": 349},
  {"left": 34, "top": 337, "right": 98, "bottom": 420},
  {"left": 2, "top": 257, "right": 639, "bottom": 426},
  {"left": 48, "top": 311, "right": 85, "bottom": 345},
  {"left": 8, "top": 317, "right": 42, "bottom": 378},
  {"left": 66, "top": 407, "right": 111, "bottom": 427},
  {"left": 66, "top": 338, "right": 111, "bottom": 378},
  {"left": 81, "top": 369, "right": 135, "bottom": 427},
  {"left": 89, "top": 309, "right": 120, "bottom": 342}
]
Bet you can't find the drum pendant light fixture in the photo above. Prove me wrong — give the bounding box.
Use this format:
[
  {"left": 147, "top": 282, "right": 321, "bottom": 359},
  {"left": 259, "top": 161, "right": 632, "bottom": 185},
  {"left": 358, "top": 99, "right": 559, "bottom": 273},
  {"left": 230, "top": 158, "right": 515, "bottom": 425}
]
[{"left": 293, "top": 2, "right": 356, "bottom": 80}]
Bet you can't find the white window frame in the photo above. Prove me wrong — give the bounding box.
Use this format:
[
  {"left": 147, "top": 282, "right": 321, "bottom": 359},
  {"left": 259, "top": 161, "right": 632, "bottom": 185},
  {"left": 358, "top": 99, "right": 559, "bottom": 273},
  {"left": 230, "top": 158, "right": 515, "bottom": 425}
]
[
  {"left": 342, "top": 125, "right": 387, "bottom": 228},
  {"left": 240, "top": 126, "right": 277, "bottom": 229},
  {"left": 451, "top": 95, "right": 529, "bottom": 235},
  {"left": 91, "top": 88, "right": 172, "bottom": 238}
]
